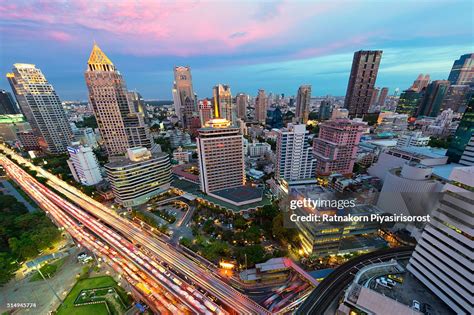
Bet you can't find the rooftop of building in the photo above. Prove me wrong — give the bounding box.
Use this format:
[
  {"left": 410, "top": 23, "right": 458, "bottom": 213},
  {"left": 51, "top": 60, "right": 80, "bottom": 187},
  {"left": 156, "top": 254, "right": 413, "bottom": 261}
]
[
  {"left": 171, "top": 178, "right": 271, "bottom": 212},
  {"left": 211, "top": 186, "right": 263, "bottom": 203},
  {"left": 105, "top": 151, "right": 168, "bottom": 168}
]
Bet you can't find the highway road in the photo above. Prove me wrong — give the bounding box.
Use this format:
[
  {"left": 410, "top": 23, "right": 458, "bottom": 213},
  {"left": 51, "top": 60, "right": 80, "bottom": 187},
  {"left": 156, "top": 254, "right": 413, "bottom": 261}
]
[
  {"left": 296, "top": 246, "right": 414, "bottom": 314},
  {"left": 0, "top": 145, "right": 270, "bottom": 314}
]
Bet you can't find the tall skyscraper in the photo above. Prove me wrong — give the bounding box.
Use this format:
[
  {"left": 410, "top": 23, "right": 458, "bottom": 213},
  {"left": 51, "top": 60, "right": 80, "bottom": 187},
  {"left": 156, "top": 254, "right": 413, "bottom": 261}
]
[
  {"left": 295, "top": 85, "right": 312, "bottom": 123},
  {"left": 212, "top": 84, "right": 233, "bottom": 124},
  {"left": 416, "top": 80, "right": 450, "bottom": 117},
  {"left": 369, "top": 87, "right": 380, "bottom": 109},
  {"left": 441, "top": 84, "right": 471, "bottom": 113},
  {"left": 410, "top": 74, "right": 431, "bottom": 92},
  {"left": 197, "top": 96, "right": 249, "bottom": 203},
  {"left": 396, "top": 89, "right": 421, "bottom": 116},
  {"left": 276, "top": 124, "right": 315, "bottom": 182},
  {"left": 7, "top": 63, "right": 72, "bottom": 154},
  {"left": 198, "top": 99, "right": 213, "bottom": 126},
  {"left": 255, "top": 89, "right": 267, "bottom": 123},
  {"left": 313, "top": 119, "right": 365, "bottom": 176},
  {"left": 377, "top": 87, "right": 389, "bottom": 106},
  {"left": 344, "top": 50, "right": 383, "bottom": 117},
  {"left": 236, "top": 93, "right": 248, "bottom": 119},
  {"left": 84, "top": 43, "right": 153, "bottom": 157},
  {"left": 173, "top": 66, "right": 195, "bottom": 126},
  {"left": 319, "top": 100, "right": 332, "bottom": 120},
  {"left": 446, "top": 97, "right": 474, "bottom": 162},
  {"left": 407, "top": 167, "right": 473, "bottom": 315},
  {"left": 0, "top": 89, "right": 20, "bottom": 115},
  {"left": 447, "top": 53, "right": 474, "bottom": 86}
]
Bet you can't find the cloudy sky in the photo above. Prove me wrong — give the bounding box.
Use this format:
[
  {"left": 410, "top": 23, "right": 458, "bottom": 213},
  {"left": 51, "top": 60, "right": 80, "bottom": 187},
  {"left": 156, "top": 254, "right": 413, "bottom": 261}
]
[{"left": 0, "top": 0, "right": 472, "bottom": 100}]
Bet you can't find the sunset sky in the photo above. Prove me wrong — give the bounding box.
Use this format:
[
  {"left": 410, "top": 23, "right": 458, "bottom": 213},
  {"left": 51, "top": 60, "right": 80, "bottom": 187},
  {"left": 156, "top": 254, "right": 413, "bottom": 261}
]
[{"left": 0, "top": 0, "right": 472, "bottom": 100}]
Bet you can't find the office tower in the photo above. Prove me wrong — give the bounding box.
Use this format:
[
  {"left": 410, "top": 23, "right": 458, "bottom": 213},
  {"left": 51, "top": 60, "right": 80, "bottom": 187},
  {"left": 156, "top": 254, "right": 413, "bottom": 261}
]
[
  {"left": 85, "top": 43, "right": 153, "bottom": 157},
  {"left": 198, "top": 99, "right": 213, "bottom": 126},
  {"left": 82, "top": 127, "right": 99, "bottom": 148},
  {"left": 313, "top": 119, "right": 365, "bottom": 176},
  {"left": 7, "top": 63, "right": 73, "bottom": 154},
  {"left": 377, "top": 87, "right": 389, "bottom": 106},
  {"left": 319, "top": 100, "right": 332, "bottom": 120},
  {"left": 212, "top": 84, "right": 233, "bottom": 123},
  {"left": 265, "top": 107, "right": 283, "bottom": 129},
  {"left": 275, "top": 124, "right": 315, "bottom": 182},
  {"left": 396, "top": 89, "right": 422, "bottom": 116},
  {"left": 0, "top": 89, "right": 20, "bottom": 115},
  {"left": 344, "top": 50, "right": 383, "bottom": 117},
  {"left": 459, "top": 134, "right": 474, "bottom": 166},
  {"left": 441, "top": 85, "right": 470, "bottom": 113},
  {"left": 105, "top": 147, "right": 171, "bottom": 207},
  {"left": 446, "top": 97, "right": 474, "bottom": 162},
  {"left": 255, "top": 89, "right": 267, "bottom": 123},
  {"left": 295, "top": 85, "right": 311, "bottom": 123},
  {"left": 236, "top": 93, "right": 248, "bottom": 119},
  {"left": 67, "top": 142, "right": 103, "bottom": 186},
  {"left": 173, "top": 66, "right": 195, "bottom": 126},
  {"left": 416, "top": 80, "right": 450, "bottom": 117},
  {"left": 410, "top": 74, "right": 431, "bottom": 92},
  {"left": 197, "top": 115, "right": 245, "bottom": 194},
  {"left": 448, "top": 53, "right": 474, "bottom": 86},
  {"left": 407, "top": 167, "right": 473, "bottom": 315}
]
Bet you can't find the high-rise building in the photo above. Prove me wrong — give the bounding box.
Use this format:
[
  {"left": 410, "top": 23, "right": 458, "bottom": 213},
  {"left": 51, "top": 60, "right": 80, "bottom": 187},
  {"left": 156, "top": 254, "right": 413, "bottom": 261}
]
[
  {"left": 407, "top": 167, "right": 473, "bottom": 315},
  {"left": 212, "top": 84, "right": 233, "bottom": 124},
  {"left": 369, "top": 87, "right": 380, "bottom": 109},
  {"left": 410, "top": 74, "right": 431, "bottom": 92},
  {"left": 295, "top": 85, "right": 311, "bottom": 123},
  {"left": 173, "top": 66, "right": 195, "bottom": 126},
  {"left": 446, "top": 97, "right": 474, "bottom": 162},
  {"left": 16, "top": 131, "right": 40, "bottom": 151},
  {"left": 344, "top": 50, "right": 383, "bottom": 117},
  {"left": 313, "top": 119, "right": 365, "bottom": 176},
  {"left": 377, "top": 87, "right": 389, "bottom": 106},
  {"left": 265, "top": 107, "right": 283, "bottom": 129},
  {"left": 105, "top": 147, "right": 171, "bottom": 207},
  {"left": 276, "top": 124, "right": 315, "bottom": 183},
  {"left": 319, "top": 100, "right": 332, "bottom": 120},
  {"left": 0, "top": 89, "right": 20, "bottom": 115},
  {"left": 416, "top": 80, "right": 450, "bottom": 117},
  {"left": 7, "top": 63, "right": 73, "bottom": 154},
  {"left": 459, "top": 134, "right": 474, "bottom": 166},
  {"left": 447, "top": 53, "right": 474, "bottom": 86},
  {"left": 67, "top": 142, "right": 103, "bottom": 186},
  {"left": 85, "top": 43, "right": 153, "bottom": 157},
  {"left": 197, "top": 118, "right": 244, "bottom": 194},
  {"left": 255, "top": 89, "right": 267, "bottom": 123},
  {"left": 236, "top": 93, "right": 248, "bottom": 120},
  {"left": 396, "top": 89, "right": 422, "bottom": 116},
  {"left": 198, "top": 99, "right": 213, "bottom": 126},
  {"left": 441, "top": 84, "right": 471, "bottom": 113}
]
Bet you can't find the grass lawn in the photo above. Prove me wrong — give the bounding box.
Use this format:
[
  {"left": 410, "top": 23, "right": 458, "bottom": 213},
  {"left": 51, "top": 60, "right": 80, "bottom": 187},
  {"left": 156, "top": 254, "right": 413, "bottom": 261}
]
[
  {"left": 56, "top": 276, "right": 129, "bottom": 315},
  {"left": 30, "top": 257, "right": 67, "bottom": 282}
]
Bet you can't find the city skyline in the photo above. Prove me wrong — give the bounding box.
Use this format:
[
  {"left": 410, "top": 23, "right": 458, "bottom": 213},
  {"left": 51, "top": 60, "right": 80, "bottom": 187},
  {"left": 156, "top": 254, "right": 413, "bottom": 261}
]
[{"left": 0, "top": 0, "right": 472, "bottom": 100}]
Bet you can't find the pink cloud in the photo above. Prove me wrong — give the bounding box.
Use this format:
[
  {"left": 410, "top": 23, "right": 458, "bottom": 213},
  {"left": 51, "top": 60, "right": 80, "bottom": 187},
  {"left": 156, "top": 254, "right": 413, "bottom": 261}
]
[{"left": 0, "top": 0, "right": 339, "bottom": 56}]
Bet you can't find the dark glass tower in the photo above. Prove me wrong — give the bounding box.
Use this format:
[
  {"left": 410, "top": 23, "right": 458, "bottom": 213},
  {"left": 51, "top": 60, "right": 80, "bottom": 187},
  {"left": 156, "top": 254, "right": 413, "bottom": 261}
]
[
  {"left": 0, "top": 89, "right": 20, "bottom": 115},
  {"left": 446, "top": 96, "right": 474, "bottom": 162}
]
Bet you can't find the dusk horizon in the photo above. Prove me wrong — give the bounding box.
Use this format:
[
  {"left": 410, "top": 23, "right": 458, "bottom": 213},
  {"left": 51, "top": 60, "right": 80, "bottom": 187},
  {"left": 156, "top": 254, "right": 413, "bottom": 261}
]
[{"left": 1, "top": 0, "right": 472, "bottom": 100}]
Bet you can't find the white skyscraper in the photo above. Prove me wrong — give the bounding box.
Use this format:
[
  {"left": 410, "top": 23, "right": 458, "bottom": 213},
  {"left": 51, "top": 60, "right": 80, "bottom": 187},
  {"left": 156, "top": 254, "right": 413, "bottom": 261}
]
[
  {"left": 7, "top": 63, "right": 73, "bottom": 154},
  {"left": 407, "top": 167, "right": 473, "bottom": 315},
  {"left": 67, "top": 143, "right": 103, "bottom": 186},
  {"left": 276, "top": 124, "right": 315, "bottom": 183}
]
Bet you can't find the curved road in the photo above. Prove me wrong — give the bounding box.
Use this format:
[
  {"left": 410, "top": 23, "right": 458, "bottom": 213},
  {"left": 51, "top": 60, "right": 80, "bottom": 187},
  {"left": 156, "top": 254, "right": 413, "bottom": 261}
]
[{"left": 296, "top": 246, "right": 414, "bottom": 314}]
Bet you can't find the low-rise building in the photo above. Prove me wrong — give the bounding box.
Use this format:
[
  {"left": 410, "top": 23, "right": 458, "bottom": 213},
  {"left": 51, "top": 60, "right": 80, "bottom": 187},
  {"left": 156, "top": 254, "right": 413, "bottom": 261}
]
[{"left": 105, "top": 147, "right": 171, "bottom": 207}]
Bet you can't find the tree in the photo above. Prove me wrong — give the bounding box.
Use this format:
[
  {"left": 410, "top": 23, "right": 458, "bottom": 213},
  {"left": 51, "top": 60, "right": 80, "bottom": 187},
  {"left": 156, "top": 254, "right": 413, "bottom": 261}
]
[{"left": 235, "top": 245, "right": 266, "bottom": 267}]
